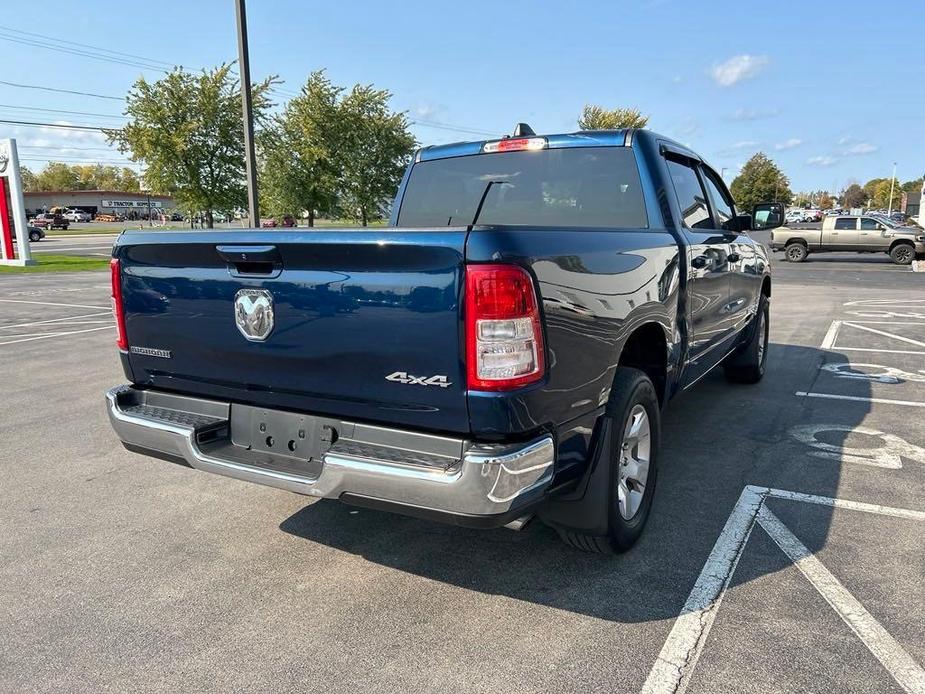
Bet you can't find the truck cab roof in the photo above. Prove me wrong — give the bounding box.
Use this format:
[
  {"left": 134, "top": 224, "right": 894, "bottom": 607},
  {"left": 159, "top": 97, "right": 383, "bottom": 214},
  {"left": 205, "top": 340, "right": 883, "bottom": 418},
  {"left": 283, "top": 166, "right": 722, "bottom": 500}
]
[{"left": 416, "top": 128, "right": 697, "bottom": 163}]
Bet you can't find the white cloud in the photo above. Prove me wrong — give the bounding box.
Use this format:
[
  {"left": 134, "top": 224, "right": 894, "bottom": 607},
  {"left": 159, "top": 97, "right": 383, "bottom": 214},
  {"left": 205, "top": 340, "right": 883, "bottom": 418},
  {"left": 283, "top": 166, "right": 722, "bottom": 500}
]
[
  {"left": 843, "top": 142, "right": 878, "bottom": 155},
  {"left": 731, "top": 140, "right": 758, "bottom": 149},
  {"left": 807, "top": 155, "right": 837, "bottom": 167},
  {"left": 672, "top": 75, "right": 683, "bottom": 85},
  {"left": 774, "top": 138, "right": 803, "bottom": 151},
  {"left": 709, "top": 55, "right": 769, "bottom": 87},
  {"left": 728, "top": 107, "right": 780, "bottom": 121}
]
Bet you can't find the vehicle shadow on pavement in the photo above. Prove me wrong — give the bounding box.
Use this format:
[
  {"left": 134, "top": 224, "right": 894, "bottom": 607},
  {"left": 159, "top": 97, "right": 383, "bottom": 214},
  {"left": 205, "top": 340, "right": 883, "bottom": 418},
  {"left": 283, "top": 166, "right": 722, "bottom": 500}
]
[{"left": 280, "top": 343, "right": 866, "bottom": 623}]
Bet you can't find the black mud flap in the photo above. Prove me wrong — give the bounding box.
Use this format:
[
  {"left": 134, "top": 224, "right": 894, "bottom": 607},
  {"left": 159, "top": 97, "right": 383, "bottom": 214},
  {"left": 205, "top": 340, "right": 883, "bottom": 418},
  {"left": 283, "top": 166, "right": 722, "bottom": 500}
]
[{"left": 537, "top": 416, "right": 613, "bottom": 536}]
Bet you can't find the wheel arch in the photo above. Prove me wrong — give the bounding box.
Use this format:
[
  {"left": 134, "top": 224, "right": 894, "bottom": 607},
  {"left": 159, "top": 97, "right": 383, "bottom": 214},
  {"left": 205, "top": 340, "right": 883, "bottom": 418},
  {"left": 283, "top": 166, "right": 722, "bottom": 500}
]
[{"left": 616, "top": 322, "right": 669, "bottom": 406}]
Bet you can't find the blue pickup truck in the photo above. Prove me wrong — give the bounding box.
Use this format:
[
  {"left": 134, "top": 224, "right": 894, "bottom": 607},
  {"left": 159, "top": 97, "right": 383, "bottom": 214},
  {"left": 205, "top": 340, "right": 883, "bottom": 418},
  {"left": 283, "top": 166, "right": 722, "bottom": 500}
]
[{"left": 106, "top": 126, "right": 779, "bottom": 553}]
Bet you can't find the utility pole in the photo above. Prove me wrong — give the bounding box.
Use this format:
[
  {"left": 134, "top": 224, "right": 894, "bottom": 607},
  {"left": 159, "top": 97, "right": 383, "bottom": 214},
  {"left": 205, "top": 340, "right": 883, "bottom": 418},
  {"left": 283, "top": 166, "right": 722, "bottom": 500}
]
[
  {"left": 887, "top": 162, "right": 897, "bottom": 216},
  {"left": 235, "top": 0, "right": 259, "bottom": 228}
]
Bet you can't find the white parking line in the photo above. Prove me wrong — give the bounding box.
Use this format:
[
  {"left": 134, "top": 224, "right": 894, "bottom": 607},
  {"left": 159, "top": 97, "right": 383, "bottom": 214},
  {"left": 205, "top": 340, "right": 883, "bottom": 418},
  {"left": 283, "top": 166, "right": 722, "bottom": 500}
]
[
  {"left": 0, "top": 299, "right": 109, "bottom": 310},
  {"left": 642, "top": 486, "right": 925, "bottom": 694},
  {"left": 0, "top": 325, "right": 113, "bottom": 346},
  {"left": 795, "top": 391, "right": 925, "bottom": 408},
  {"left": 842, "top": 322, "right": 925, "bottom": 349},
  {"left": 640, "top": 485, "right": 763, "bottom": 694},
  {"left": 0, "top": 311, "right": 111, "bottom": 331},
  {"left": 758, "top": 507, "right": 925, "bottom": 694},
  {"left": 821, "top": 320, "right": 841, "bottom": 349}
]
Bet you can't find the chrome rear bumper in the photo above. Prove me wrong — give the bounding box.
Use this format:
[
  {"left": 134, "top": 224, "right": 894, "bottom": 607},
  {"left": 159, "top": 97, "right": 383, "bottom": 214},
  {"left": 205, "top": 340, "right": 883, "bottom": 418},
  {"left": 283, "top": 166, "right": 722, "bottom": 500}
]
[{"left": 106, "top": 385, "right": 555, "bottom": 523}]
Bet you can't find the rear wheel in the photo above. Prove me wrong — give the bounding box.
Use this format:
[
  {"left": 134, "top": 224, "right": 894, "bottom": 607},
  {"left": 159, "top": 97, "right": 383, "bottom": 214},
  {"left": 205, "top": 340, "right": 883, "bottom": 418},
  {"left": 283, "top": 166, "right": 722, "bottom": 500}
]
[
  {"left": 785, "top": 242, "right": 807, "bottom": 262},
  {"left": 29, "top": 230, "right": 40, "bottom": 242},
  {"left": 890, "top": 243, "right": 914, "bottom": 265},
  {"left": 556, "top": 368, "right": 660, "bottom": 553}
]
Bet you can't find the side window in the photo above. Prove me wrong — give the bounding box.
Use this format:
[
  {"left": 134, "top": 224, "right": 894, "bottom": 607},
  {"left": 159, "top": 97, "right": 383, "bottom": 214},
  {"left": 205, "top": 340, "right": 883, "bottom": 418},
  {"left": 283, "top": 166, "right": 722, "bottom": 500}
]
[
  {"left": 859, "top": 218, "right": 880, "bottom": 230},
  {"left": 700, "top": 168, "right": 736, "bottom": 231},
  {"left": 666, "top": 158, "right": 711, "bottom": 230},
  {"left": 834, "top": 217, "right": 857, "bottom": 230}
]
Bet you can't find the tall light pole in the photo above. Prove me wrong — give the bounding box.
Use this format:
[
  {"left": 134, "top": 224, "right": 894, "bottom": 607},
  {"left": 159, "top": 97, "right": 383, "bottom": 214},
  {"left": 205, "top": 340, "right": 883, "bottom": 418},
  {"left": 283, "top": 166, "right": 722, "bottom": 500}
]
[
  {"left": 887, "top": 162, "right": 897, "bottom": 216},
  {"left": 235, "top": 0, "right": 259, "bottom": 228},
  {"left": 721, "top": 167, "right": 728, "bottom": 180}
]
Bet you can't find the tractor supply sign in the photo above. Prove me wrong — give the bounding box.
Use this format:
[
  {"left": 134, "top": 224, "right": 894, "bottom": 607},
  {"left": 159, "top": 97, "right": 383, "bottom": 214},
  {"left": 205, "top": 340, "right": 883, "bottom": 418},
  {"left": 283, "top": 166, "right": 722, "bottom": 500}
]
[{"left": 102, "top": 200, "right": 163, "bottom": 208}]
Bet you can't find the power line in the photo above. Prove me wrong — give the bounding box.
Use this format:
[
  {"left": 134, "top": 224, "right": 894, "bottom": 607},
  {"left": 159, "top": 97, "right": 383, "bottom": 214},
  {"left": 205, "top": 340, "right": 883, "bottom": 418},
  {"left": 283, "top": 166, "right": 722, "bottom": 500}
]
[
  {"left": 0, "top": 118, "right": 113, "bottom": 132},
  {"left": 0, "top": 23, "right": 176, "bottom": 67},
  {"left": 20, "top": 144, "right": 121, "bottom": 152},
  {"left": 19, "top": 157, "right": 143, "bottom": 167},
  {"left": 0, "top": 104, "right": 125, "bottom": 120},
  {"left": 0, "top": 80, "right": 124, "bottom": 101},
  {"left": 409, "top": 118, "right": 497, "bottom": 137},
  {"left": 0, "top": 34, "right": 168, "bottom": 72}
]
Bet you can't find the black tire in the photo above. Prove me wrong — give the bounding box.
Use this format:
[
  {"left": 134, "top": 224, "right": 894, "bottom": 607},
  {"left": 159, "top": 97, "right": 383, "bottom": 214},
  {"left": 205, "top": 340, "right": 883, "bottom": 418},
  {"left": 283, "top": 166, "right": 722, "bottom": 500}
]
[
  {"left": 29, "top": 231, "right": 40, "bottom": 242},
  {"left": 785, "top": 242, "right": 807, "bottom": 262},
  {"left": 723, "top": 293, "right": 770, "bottom": 384},
  {"left": 889, "top": 243, "right": 914, "bottom": 265},
  {"left": 556, "top": 367, "right": 660, "bottom": 554}
]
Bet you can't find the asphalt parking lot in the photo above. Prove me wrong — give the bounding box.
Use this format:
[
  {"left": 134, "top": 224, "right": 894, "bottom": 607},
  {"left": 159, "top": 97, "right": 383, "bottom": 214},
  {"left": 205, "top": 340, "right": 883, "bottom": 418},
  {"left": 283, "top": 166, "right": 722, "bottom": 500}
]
[{"left": 1, "top": 245, "right": 923, "bottom": 693}]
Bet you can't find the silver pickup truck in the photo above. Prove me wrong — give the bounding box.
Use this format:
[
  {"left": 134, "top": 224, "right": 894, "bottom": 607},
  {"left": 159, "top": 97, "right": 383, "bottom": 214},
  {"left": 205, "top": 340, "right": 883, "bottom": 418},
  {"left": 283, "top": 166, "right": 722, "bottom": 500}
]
[{"left": 770, "top": 215, "right": 925, "bottom": 264}]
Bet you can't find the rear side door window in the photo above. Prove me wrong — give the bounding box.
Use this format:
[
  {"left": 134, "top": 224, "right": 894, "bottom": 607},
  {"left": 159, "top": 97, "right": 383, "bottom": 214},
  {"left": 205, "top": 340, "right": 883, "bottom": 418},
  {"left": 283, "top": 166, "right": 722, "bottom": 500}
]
[
  {"left": 835, "top": 217, "right": 857, "bottom": 230},
  {"left": 665, "top": 158, "right": 712, "bottom": 230}
]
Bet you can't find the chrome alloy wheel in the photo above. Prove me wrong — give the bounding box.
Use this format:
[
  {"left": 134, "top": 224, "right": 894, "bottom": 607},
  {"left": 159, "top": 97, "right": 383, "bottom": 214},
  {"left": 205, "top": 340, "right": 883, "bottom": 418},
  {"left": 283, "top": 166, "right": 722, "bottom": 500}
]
[{"left": 618, "top": 404, "right": 651, "bottom": 520}]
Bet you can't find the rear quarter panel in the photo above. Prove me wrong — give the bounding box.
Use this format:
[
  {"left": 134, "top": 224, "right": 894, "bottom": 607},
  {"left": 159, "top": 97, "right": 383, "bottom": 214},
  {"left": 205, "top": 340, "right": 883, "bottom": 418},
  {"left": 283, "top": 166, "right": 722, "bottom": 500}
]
[{"left": 465, "top": 227, "right": 681, "bottom": 438}]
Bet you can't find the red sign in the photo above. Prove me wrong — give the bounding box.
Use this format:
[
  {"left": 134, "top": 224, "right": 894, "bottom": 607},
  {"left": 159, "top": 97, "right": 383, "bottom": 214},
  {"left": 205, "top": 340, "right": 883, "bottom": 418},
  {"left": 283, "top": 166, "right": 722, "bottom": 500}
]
[{"left": 0, "top": 178, "right": 14, "bottom": 260}]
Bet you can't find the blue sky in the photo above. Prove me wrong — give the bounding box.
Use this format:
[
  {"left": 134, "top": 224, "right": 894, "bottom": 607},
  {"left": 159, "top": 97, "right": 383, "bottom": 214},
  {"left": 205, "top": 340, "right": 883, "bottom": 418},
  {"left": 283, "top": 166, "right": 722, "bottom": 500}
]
[{"left": 2, "top": 0, "right": 922, "bottom": 192}]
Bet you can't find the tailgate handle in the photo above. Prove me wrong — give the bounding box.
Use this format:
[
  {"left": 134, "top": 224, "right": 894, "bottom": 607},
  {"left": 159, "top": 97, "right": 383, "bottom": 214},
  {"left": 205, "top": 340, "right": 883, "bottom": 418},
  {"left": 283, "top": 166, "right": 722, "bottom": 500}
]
[{"left": 216, "top": 245, "right": 281, "bottom": 275}]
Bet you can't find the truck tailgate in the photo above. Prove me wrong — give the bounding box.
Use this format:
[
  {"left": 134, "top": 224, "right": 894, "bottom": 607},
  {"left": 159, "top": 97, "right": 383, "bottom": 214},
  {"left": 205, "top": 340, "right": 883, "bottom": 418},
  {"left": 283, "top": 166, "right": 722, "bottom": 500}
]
[{"left": 115, "top": 229, "right": 470, "bottom": 434}]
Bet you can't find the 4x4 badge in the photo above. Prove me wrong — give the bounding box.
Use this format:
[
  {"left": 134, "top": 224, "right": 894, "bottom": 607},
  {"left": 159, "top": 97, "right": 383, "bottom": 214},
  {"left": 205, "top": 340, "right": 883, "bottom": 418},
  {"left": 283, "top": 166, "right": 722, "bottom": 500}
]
[{"left": 385, "top": 371, "right": 452, "bottom": 388}]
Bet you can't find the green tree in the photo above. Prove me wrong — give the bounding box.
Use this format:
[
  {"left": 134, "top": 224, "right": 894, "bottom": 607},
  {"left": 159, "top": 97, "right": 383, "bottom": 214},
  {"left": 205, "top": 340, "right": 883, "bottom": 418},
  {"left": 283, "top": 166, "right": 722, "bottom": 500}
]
[
  {"left": 842, "top": 183, "right": 866, "bottom": 208},
  {"left": 19, "top": 166, "right": 37, "bottom": 192},
  {"left": 729, "top": 152, "right": 792, "bottom": 209},
  {"left": 578, "top": 104, "right": 649, "bottom": 130},
  {"left": 338, "top": 84, "right": 416, "bottom": 226},
  {"left": 871, "top": 179, "right": 901, "bottom": 209},
  {"left": 33, "top": 162, "right": 81, "bottom": 190},
  {"left": 108, "top": 64, "right": 274, "bottom": 228},
  {"left": 259, "top": 71, "right": 343, "bottom": 225},
  {"left": 862, "top": 178, "right": 886, "bottom": 206},
  {"left": 901, "top": 177, "right": 923, "bottom": 193}
]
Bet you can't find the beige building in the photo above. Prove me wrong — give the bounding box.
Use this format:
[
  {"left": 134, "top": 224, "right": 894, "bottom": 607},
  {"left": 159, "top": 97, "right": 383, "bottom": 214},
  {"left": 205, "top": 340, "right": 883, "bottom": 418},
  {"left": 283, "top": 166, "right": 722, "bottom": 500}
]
[{"left": 24, "top": 190, "right": 174, "bottom": 217}]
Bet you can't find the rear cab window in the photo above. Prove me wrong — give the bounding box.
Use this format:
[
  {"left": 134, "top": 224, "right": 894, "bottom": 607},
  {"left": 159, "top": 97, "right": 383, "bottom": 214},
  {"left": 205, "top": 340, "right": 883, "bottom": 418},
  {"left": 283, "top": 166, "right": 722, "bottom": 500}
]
[{"left": 396, "top": 147, "right": 648, "bottom": 229}]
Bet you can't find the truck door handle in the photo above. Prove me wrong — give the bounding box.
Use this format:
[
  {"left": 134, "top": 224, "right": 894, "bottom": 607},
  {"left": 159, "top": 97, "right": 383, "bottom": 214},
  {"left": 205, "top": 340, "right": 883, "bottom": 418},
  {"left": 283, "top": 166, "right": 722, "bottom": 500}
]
[{"left": 727, "top": 252, "right": 741, "bottom": 263}]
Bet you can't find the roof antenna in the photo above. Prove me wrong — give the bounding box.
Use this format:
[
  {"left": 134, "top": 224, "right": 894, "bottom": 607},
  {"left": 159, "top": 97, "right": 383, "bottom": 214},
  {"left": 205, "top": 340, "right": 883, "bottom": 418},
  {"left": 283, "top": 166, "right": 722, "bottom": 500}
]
[{"left": 512, "top": 123, "right": 536, "bottom": 137}]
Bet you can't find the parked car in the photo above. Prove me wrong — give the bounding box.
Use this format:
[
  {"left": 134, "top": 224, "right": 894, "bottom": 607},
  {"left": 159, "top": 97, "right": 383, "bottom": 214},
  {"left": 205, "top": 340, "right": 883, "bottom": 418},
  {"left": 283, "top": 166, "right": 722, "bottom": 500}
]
[
  {"left": 64, "top": 209, "right": 91, "bottom": 223},
  {"left": 106, "top": 126, "right": 777, "bottom": 553},
  {"left": 770, "top": 215, "right": 925, "bottom": 264},
  {"left": 11, "top": 225, "right": 45, "bottom": 242},
  {"left": 31, "top": 213, "right": 69, "bottom": 230},
  {"left": 94, "top": 213, "right": 124, "bottom": 223},
  {"left": 260, "top": 216, "right": 297, "bottom": 228},
  {"left": 784, "top": 209, "right": 805, "bottom": 225},
  {"left": 890, "top": 211, "right": 907, "bottom": 224}
]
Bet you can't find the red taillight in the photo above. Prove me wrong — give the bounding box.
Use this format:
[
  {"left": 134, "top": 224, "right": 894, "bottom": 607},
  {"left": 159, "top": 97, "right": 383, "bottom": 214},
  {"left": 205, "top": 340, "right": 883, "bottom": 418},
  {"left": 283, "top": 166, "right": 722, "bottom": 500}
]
[
  {"left": 482, "top": 137, "right": 547, "bottom": 153},
  {"left": 110, "top": 258, "right": 128, "bottom": 351},
  {"left": 465, "top": 264, "right": 545, "bottom": 391}
]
